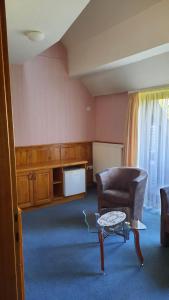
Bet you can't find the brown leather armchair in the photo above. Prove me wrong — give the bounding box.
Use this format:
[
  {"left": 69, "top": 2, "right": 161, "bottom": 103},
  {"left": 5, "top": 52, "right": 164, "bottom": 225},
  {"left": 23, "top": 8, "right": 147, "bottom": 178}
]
[
  {"left": 160, "top": 187, "right": 169, "bottom": 247},
  {"left": 96, "top": 167, "right": 148, "bottom": 222}
]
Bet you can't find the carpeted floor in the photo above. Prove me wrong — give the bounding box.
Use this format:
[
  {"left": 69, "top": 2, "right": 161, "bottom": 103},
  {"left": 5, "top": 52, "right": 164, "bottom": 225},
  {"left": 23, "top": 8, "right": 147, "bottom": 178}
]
[{"left": 22, "top": 187, "right": 169, "bottom": 300}]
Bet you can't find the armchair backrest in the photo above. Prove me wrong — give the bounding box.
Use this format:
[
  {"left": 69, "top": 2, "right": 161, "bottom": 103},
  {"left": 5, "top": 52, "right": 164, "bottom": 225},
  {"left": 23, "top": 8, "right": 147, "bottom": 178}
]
[{"left": 96, "top": 167, "right": 147, "bottom": 192}]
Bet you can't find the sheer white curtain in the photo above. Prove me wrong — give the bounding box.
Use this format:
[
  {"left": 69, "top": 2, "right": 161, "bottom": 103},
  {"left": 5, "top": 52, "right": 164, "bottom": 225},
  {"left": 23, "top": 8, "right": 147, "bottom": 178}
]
[{"left": 137, "top": 91, "right": 169, "bottom": 209}]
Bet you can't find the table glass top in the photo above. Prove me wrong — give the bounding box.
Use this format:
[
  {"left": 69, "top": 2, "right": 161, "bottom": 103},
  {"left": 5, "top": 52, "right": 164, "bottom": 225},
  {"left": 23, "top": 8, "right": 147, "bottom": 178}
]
[{"left": 83, "top": 207, "right": 131, "bottom": 233}]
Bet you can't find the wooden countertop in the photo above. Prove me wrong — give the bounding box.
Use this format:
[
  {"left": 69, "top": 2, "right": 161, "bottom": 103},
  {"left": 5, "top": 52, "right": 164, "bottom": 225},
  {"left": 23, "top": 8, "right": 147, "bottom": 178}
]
[{"left": 16, "top": 160, "right": 88, "bottom": 172}]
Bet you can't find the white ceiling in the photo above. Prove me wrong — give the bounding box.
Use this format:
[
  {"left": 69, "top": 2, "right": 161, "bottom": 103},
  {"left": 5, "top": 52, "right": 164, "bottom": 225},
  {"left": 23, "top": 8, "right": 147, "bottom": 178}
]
[
  {"left": 6, "top": 0, "right": 169, "bottom": 96},
  {"left": 5, "top": 0, "right": 90, "bottom": 64}
]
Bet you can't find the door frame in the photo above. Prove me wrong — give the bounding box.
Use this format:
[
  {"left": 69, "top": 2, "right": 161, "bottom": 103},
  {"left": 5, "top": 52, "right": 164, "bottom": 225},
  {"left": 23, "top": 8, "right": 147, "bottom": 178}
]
[{"left": 0, "top": 1, "right": 24, "bottom": 299}]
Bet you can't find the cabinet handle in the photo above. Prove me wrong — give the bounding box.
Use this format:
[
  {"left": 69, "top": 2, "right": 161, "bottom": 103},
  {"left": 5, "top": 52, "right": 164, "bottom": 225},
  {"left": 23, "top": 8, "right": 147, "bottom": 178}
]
[
  {"left": 28, "top": 173, "right": 33, "bottom": 180},
  {"left": 28, "top": 173, "right": 36, "bottom": 180}
]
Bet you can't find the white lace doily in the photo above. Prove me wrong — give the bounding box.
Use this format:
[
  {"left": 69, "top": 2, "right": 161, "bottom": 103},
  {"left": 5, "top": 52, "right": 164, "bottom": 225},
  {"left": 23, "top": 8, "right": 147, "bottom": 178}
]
[{"left": 97, "top": 211, "right": 126, "bottom": 227}]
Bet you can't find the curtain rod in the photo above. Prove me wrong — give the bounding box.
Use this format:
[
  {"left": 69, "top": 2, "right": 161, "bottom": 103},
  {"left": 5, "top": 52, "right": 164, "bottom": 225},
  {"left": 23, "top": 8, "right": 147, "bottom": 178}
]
[{"left": 128, "top": 84, "right": 169, "bottom": 94}]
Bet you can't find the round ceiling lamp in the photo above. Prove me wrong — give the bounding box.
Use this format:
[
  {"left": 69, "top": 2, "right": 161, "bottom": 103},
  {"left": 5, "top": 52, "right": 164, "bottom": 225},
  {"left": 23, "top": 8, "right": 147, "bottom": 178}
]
[{"left": 25, "top": 31, "right": 45, "bottom": 42}]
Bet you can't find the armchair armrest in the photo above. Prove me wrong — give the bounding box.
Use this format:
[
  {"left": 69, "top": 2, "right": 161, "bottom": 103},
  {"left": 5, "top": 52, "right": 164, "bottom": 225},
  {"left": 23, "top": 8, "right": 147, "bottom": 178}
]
[
  {"left": 129, "top": 174, "right": 147, "bottom": 194},
  {"left": 131, "top": 173, "right": 148, "bottom": 185},
  {"left": 129, "top": 173, "right": 148, "bottom": 220},
  {"left": 96, "top": 168, "right": 118, "bottom": 211},
  {"left": 95, "top": 169, "right": 112, "bottom": 194}
]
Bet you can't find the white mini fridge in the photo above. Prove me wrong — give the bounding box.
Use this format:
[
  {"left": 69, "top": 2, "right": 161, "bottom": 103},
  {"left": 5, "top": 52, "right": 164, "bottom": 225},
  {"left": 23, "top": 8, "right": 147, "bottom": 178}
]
[{"left": 63, "top": 168, "right": 86, "bottom": 196}]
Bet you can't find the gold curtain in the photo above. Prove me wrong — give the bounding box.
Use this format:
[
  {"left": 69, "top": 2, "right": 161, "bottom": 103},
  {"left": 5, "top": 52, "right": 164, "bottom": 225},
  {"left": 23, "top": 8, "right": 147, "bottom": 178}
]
[
  {"left": 124, "top": 93, "right": 139, "bottom": 166},
  {"left": 125, "top": 88, "right": 169, "bottom": 167},
  {"left": 139, "top": 89, "right": 169, "bottom": 101}
]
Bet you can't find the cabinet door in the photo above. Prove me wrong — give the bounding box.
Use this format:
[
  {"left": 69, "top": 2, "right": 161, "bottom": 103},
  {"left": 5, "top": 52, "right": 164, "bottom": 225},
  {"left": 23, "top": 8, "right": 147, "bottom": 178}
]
[
  {"left": 17, "top": 172, "right": 33, "bottom": 208},
  {"left": 33, "top": 169, "right": 52, "bottom": 205}
]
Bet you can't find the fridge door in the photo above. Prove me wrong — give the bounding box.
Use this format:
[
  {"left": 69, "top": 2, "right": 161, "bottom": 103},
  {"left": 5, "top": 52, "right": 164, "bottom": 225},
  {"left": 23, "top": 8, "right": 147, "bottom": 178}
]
[{"left": 63, "top": 168, "right": 86, "bottom": 196}]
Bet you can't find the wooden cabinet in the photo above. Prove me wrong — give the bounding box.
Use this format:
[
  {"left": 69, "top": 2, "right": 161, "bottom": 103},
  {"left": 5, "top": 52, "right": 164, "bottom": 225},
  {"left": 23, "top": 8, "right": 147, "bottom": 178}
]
[
  {"left": 16, "top": 143, "right": 90, "bottom": 209},
  {"left": 17, "top": 169, "right": 52, "bottom": 208},
  {"left": 33, "top": 169, "right": 52, "bottom": 205},
  {"left": 17, "top": 163, "right": 87, "bottom": 209},
  {"left": 17, "top": 171, "right": 33, "bottom": 208}
]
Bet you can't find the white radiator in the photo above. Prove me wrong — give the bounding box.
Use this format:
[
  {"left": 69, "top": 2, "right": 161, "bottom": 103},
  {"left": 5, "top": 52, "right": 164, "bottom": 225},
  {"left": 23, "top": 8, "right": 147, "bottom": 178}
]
[{"left": 93, "top": 142, "right": 124, "bottom": 180}]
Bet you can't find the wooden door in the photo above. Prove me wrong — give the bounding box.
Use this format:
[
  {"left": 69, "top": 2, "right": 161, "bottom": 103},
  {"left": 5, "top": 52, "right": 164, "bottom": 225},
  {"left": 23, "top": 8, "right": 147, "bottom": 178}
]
[
  {"left": 0, "top": 1, "right": 24, "bottom": 299},
  {"left": 17, "top": 172, "right": 33, "bottom": 208},
  {"left": 33, "top": 169, "right": 52, "bottom": 205}
]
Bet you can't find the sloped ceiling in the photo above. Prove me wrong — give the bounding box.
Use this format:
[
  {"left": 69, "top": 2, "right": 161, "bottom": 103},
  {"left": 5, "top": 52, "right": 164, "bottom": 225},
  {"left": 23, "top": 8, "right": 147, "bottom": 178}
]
[
  {"left": 62, "top": 0, "right": 169, "bottom": 95},
  {"left": 63, "top": 0, "right": 161, "bottom": 49},
  {"left": 5, "top": 0, "right": 90, "bottom": 64},
  {"left": 81, "top": 51, "right": 169, "bottom": 96}
]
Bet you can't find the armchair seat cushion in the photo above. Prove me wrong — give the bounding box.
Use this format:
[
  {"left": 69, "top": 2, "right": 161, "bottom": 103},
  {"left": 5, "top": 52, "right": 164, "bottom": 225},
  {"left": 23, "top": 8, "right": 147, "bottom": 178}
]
[{"left": 102, "top": 189, "right": 131, "bottom": 207}]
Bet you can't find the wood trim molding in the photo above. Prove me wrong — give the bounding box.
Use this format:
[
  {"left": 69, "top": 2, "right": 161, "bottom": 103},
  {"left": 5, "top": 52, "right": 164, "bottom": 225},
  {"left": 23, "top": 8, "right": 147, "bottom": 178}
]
[
  {"left": 0, "top": 1, "right": 22, "bottom": 299},
  {"left": 94, "top": 140, "right": 124, "bottom": 146}
]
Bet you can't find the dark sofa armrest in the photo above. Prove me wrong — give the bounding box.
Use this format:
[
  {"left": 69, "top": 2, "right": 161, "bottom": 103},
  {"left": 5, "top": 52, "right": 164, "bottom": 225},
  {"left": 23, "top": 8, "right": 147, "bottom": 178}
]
[
  {"left": 160, "top": 187, "right": 169, "bottom": 246},
  {"left": 160, "top": 187, "right": 169, "bottom": 214}
]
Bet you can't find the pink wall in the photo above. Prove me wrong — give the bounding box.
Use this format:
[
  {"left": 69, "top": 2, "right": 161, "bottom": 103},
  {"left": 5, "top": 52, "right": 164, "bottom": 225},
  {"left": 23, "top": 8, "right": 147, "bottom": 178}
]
[
  {"left": 10, "top": 42, "right": 129, "bottom": 146},
  {"left": 95, "top": 93, "right": 129, "bottom": 143},
  {"left": 10, "top": 43, "right": 95, "bottom": 146}
]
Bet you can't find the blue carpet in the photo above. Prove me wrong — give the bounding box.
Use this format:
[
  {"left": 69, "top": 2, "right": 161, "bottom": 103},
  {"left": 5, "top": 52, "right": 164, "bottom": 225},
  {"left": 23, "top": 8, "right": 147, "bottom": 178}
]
[{"left": 23, "top": 188, "right": 169, "bottom": 300}]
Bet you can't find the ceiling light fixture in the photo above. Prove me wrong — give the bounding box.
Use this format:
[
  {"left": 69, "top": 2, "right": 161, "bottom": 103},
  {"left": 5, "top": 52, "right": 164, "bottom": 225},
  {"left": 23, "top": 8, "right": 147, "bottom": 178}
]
[{"left": 25, "top": 31, "right": 45, "bottom": 42}]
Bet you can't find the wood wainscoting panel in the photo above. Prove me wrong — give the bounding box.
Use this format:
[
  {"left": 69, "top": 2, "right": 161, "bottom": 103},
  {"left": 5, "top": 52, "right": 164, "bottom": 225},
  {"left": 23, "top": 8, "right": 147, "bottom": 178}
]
[
  {"left": 29, "top": 146, "right": 50, "bottom": 165},
  {"left": 16, "top": 144, "right": 61, "bottom": 167},
  {"left": 48, "top": 144, "right": 60, "bottom": 162},
  {"left": 60, "top": 142, "right": 92, "bottom": 164},
  {"left": 78, "top": 142, "right": 92, "bottom": 164},
  {"left": 60, "top": 143, "right": 78, "bottom": 161},
  {"left": 15, "top": 148, "right": 30, "bottom": 167}
]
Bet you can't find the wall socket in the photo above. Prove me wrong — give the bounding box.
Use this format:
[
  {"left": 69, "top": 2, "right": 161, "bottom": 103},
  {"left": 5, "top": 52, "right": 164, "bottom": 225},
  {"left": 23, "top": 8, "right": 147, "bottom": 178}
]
[{"left": 87, "top": 165, "right": 93, "bottom": 170}]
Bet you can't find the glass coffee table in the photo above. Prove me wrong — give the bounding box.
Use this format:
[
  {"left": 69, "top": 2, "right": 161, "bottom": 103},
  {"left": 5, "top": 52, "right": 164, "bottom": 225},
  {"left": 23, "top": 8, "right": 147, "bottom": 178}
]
[{"left": 83, "top": 208, "right": 144, "bottom": 273}]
